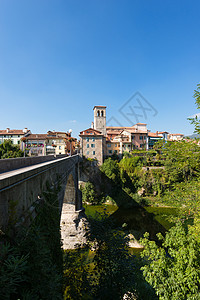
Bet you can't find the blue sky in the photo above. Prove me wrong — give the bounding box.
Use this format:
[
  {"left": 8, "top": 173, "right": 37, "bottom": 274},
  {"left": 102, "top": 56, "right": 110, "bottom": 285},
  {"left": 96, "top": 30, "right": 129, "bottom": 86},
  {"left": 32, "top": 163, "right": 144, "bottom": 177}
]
[{"left": 0, "top": 0, "right": 200, "bottom": 138}]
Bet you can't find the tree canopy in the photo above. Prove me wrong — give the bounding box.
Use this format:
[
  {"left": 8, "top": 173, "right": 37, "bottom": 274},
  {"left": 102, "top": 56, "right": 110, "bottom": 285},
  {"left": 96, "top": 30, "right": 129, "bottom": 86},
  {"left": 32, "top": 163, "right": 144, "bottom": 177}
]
[{"left": 0, "top": 140, "right": 24, "bottom": 159}]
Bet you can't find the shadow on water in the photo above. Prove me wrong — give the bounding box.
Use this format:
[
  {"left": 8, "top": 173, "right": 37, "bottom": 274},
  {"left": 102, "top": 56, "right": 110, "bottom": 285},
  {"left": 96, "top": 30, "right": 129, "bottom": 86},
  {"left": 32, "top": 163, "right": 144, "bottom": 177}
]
[
  {"left": 99, "top": 171, "right": 168, "bottom": 242},
  {"left": 109, "top": 206, "right": 166, "bottom": 242}
]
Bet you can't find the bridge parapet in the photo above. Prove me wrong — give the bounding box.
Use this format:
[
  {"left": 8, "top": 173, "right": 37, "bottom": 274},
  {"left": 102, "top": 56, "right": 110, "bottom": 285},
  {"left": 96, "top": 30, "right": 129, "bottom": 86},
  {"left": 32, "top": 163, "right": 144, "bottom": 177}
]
[{"left": 0, "top": 154, "right": 68, "bottom": 174}]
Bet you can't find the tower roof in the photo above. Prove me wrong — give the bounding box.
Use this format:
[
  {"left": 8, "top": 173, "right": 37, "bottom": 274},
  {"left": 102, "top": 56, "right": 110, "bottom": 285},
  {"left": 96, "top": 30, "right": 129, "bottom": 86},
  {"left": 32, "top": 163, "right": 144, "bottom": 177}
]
[{"left": 93, "top": 105, "right": 107, "bottom": 110}]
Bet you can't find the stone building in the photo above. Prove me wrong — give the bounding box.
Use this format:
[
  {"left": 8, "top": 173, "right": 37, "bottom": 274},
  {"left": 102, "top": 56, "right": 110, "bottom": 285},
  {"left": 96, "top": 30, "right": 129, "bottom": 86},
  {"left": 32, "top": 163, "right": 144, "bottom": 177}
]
[{"left": 79, "top": 128, "right": 105, "bottom": 165}]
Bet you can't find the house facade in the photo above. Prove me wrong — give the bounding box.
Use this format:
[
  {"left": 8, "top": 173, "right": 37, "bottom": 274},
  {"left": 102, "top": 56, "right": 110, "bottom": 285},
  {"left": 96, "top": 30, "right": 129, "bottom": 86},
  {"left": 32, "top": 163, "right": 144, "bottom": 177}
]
[
  {"left": 0, "top": 128, "right": 31, "bottom": 145},
  {"left": 79, "top": 128, "right": 105, "bottom": 165}
]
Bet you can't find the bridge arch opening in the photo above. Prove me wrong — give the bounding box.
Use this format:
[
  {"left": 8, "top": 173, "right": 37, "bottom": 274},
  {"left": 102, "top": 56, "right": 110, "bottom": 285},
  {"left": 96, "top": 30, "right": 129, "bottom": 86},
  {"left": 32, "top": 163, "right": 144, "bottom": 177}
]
[{"left": 63, "top": 173, "right": 76, "bottom": 211}]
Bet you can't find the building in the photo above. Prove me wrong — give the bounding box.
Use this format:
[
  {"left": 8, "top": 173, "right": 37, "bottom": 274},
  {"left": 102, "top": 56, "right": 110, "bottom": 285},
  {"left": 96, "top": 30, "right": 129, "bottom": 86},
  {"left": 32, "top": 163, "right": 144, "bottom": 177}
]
[
  {"left": 106, "top": 123, "right": 148, "bottom": 154},
  {"left": 23, "top": 131, "right": 76, "bottom": 156},
  {"left": 79, "top": 105, "right": 172, "bottom": 164},
  {"left": 79, "top": 128, "right": 105, "bottom": 165},
  {"left": 168, "top": 133, "right": 184, "bottom": 141},
  {"left": 147, "top": 131, "right": 169, "bottom": 149},
  {"left": 0, "top": 128, "right": 31, "bottom": 145}
]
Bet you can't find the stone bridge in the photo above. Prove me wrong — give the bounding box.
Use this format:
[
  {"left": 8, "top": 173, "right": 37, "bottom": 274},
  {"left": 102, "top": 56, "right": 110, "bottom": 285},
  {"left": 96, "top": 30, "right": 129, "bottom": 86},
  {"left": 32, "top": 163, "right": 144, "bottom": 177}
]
[{"left": 0, "top": 155, "right": 87, "bottom": 249}]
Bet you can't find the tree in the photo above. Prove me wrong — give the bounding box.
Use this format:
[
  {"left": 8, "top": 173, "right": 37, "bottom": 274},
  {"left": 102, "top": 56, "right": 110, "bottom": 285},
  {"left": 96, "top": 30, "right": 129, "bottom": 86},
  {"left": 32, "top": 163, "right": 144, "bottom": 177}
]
[
  {"left": 140, "top": 223, "right": 200, "bottom": 300},
  {"left": 188, "top": 83, "right": 200, "bottom": 133},
  {"left": 0, "top": 140, "right": 24, "bottom": 159},
  {"left": 100, "top": 158, "right": 120, "bottom": 184},
  {"left": 81, "top": 182, "right": 97, "bottom": 204}
]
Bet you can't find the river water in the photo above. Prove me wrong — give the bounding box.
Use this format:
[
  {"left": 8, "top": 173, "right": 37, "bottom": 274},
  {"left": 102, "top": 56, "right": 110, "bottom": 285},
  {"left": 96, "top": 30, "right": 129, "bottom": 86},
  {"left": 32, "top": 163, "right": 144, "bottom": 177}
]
[{"left": 84, "top": 204, "right": 179, "bottom": 249}]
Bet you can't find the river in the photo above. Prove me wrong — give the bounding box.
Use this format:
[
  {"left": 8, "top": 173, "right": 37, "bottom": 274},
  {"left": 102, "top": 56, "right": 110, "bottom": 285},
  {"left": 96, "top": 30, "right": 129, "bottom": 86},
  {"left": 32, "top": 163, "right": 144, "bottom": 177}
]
[{"left": 84, "top": 204, "right": 179, "bottom": 252}]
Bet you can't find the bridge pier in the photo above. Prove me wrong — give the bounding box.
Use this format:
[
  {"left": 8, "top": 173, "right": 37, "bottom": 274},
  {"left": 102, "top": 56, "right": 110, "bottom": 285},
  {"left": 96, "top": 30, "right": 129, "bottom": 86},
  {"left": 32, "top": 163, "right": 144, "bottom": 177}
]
[
  {"left": 59, "top": 173, "right": 88, "bottom": 249},
  {"left": 60, "top": 208, "right": 87, "bottom": 249}
]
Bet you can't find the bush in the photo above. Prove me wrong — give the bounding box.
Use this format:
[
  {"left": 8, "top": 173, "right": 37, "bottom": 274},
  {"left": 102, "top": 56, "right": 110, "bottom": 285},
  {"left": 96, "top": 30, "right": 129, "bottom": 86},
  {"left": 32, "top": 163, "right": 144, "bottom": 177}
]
[{"left": 82, "top": 182, "right": 97, "bottom": 204}]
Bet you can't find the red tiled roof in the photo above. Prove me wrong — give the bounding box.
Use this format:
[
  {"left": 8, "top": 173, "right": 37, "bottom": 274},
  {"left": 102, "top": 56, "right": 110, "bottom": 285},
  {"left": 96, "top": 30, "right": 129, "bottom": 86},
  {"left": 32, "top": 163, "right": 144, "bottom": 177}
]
[
  {"left": 135, "top": 123, "right": 147, "bottom": 125},
  {"left": 79, "top": 128, "right": 103, "bottom": 136},
  {"left": 169, "top": 133, "right": 184, "bottom": 136},
  {"left": 0, "top": 130, "right": 25, "bottom": 135},
  {"left": 125, "top": 129, "right": 147, "bottom": 134},
  {"left": 47, "top": 131, "right": 70, "bottom": 135},
  {"left": 158, "top": 131, "right": 169, "bottom": 134},
  {"left": 148, "top": 132, "right": 159, "bottom": 137},
  {"left": 23, "top": 134, "right": 47, "bottom": 140},
  {"left": 106, "top": 127, "right": 147, "bottom": 133}
]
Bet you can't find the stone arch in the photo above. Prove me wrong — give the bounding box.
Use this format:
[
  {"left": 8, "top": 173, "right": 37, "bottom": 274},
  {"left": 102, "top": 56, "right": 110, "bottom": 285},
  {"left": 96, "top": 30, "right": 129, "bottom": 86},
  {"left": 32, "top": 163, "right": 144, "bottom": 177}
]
[
  {"left": 101, "top": 110, "right": 104, "bottom": 117},
  {"left": 97, "top": 110, "right": 100, "bottom": 117},
  {"left": 63, "top": 173, "right": 76, "bottom": 211}
]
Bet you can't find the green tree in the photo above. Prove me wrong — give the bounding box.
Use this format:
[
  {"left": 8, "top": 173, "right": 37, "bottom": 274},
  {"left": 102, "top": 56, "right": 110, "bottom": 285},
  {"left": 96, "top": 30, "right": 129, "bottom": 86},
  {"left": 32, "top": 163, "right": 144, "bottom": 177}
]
[
  {"left": 188, "top": 83, "right": 200, "bottom": 133},
  {"left": 100, "top": 158, "right": 120, "bottom": 184},
  {"left": 0, "top": 140, "right": 24, "bottom": 159},
  {"left": 82, "top": 182, "right": 97, "bottom": 204},
  {"left": 140, "top": 223, "right": 200, "bottom": 300}
]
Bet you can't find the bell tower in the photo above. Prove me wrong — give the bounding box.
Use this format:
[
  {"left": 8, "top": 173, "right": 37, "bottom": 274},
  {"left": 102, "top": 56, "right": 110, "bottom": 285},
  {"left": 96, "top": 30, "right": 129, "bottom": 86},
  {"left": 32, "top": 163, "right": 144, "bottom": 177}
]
[{"left": 93, "top": 106, "right": 106, "bottom": 136}]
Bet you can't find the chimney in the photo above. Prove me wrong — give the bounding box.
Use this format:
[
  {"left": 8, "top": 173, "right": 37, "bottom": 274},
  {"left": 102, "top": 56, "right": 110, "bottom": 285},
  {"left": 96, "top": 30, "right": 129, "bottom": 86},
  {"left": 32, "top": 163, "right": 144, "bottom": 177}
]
[
  {"left": 6, "top": 128, "right": 10, "bottom": 133},
  {"left": 23, "top": 128, "right": 28, "bottom": 133},
  {"left": 91, "top": 122, "right": 94, "bottom": 129}
]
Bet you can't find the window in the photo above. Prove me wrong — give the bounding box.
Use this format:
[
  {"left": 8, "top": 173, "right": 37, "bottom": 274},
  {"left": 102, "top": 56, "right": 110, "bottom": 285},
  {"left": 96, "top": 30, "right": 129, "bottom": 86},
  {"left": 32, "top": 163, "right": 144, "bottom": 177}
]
[
  {"left": 86, "top": 151, "right": 89, "bottom": 155},
  {"left": 132, "top": 135, "right": 135, "bottom": 139},
  {"left": 140, "top": 144, "right": 143, "bottom": 148},
  {"left": 139, "top": 136, "right": 143, "bottom": 140},
  {"left": 93, "top": 151, "right": 95, "bottom": 155},
  {"left": 87, "top": 144, "right": 89, "bottom": 148},
  {"left": 115, "top": 144, "right": 117, "bottom": 147},
  {"left": 18, "top": 141, "right": 20, "bottom": 144},
  {"left": 101, "top": 110, "right": 104, "bottom": 117},
  {"left": 144, "top": 136, "right": 146, "bottom": 140},
  {"left": 59, "top": 146, "right": 61, "bottom": 150},
  {"left": 18, "top": 135, "right": 20, "bottom": 137},
  {"left": 91, "top": 144, "right": 95, "bottom": 148},
  {"left": 108, "top": 144, "right": 111, "bottom": 148},
  {"left": 114, "top": 150, "right": 118, "bottom": 153},
  {"left": 108, "top": 150, "right": 112, "bottom": 154},
  {"left": 128, "top": 145, "right": 130, "bottom": 147},
  {"left": 92, "top": 138, "right": 95, "bottom": 141},
  {"left": 86, "top": 138, "right": 89, "bottom": 142},
  {"left": 97, "top": 110, "right": 100, "bottom": 116}
]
